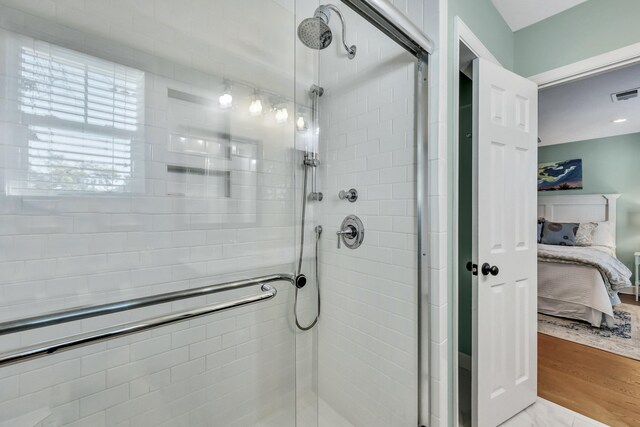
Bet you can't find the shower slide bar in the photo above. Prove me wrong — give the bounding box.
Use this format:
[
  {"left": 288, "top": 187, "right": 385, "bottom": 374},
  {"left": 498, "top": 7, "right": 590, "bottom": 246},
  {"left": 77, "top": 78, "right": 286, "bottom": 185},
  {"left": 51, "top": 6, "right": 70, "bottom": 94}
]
[{"left": 0, "top": 283, "right": 278, "bottom": 368}]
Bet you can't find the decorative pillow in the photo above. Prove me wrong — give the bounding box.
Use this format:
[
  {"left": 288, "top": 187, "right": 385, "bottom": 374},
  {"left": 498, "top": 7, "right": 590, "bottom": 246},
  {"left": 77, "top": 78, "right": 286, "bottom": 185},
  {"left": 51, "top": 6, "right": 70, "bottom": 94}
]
[
  {"left": 541, "top": 221, "right": 579, "bottom": 246},
  {"left": 575, "top": 222, "right": 598, "bottom": 246},
  {"left": 537, "top": 218, "right": 545, "bottom": 243},
  {"left": 592, "top": 221, "right": 615, "bottom": 248}
]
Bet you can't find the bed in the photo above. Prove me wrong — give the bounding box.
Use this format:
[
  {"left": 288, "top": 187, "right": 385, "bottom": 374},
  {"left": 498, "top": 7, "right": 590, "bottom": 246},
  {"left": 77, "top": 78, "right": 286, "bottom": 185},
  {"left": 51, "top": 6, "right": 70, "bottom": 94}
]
[{"left": 537, "top": 194, "right": 631, "bottom": 327}]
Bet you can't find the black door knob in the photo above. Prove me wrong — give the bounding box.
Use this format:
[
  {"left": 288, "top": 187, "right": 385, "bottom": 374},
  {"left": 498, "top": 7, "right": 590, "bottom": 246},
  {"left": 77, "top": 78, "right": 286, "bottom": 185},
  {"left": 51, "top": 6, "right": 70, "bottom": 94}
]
[
  {"left": 481, "top": 263, "right": 499, "bottom": 276},
  {"left": 466, "top": 262, "right": 478, "bottom": 276}
]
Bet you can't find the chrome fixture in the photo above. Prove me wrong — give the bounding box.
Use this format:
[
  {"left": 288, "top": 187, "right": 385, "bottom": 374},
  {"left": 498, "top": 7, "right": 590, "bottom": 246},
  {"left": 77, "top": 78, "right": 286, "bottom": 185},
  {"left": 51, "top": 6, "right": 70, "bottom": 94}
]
[
  {"left": 337, "top": 215, "right": 364, "bottom": 249},
  {"left": 309, "top": 191, "right": 324, "bottom": 201},
  {"left": 0, "top": 285, "right": 276, "bottom": 368},
  {"left": 311, "top": 84, "right": 324, "bottom": 97},
  {"left": 0, "top": 274, "right": 293, "bottom": 336},
  {"left": 293, "top": 163, "right": 322, "bottom": 329},
  {"left": 297, "top": 4, "right": 357, "bottom": 59},
  {"left": 294, "top": 85, "right": 324, "bottom": 331},
  {"left": 303, "top": 152, "right": 320, "bottom": 167},
  {"left": 339, "top": 188, "right": 358, "bottom": 202},
  {"left": 295, "top": 273, "right": 307, "bottom": 289},
  {"left": 303, "top": 153, "right": 323, "bottom": 201},
  {"left": 299, "top": 85, "right": 324, "bottom": 201},
  {"left": 0, "top": 274, "right": 290, "bottom": 367}
]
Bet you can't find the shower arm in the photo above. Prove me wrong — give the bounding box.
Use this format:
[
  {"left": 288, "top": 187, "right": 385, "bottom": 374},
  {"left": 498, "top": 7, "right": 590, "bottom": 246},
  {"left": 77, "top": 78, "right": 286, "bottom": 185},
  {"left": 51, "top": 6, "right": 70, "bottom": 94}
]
[{"left": 324, "top": 4, "right": 357, "bottom": 59}]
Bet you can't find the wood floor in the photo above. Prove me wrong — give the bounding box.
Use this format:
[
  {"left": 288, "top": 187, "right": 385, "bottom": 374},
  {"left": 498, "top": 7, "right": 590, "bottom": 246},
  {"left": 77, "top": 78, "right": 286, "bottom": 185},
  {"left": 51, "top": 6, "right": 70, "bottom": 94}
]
[
  {"left": 620, "top": 293, "right": 640, "bottom": 306},
  {"left": 538, "top": 333, "right": 640, "bottom": 427}
]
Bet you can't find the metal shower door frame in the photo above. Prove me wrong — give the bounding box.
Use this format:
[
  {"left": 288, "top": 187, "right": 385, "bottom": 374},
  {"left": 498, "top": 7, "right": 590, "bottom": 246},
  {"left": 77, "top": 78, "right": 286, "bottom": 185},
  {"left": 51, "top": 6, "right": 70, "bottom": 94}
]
[{"left": 416, "top": 57, "right": 430, "bottom": 427}]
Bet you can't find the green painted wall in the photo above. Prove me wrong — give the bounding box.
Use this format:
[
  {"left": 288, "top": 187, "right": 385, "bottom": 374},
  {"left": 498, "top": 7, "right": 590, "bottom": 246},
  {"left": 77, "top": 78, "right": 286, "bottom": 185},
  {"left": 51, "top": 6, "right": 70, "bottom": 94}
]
[
  {"left": 458, "top": 73, "right": 473, "bottom": 356},
  {"left": 449, "top": 0, "right": 515, "bottom": 70},
  {"left": 538, "top": 133, "right": 640, "bottom": 275},
  {"left": 514, "top": 0, "right": 640, "bottom": 77}
]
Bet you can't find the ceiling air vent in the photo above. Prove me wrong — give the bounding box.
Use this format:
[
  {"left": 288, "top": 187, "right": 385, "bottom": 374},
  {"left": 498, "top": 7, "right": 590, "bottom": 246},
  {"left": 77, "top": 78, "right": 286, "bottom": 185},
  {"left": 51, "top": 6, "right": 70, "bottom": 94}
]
[{"left": 611, "top": 88, "right": 639, "bottom": 102}]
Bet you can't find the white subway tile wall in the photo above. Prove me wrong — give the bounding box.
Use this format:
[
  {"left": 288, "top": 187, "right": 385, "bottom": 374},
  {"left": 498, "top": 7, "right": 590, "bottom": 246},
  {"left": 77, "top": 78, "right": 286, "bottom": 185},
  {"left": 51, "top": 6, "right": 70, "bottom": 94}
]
[
  {"left": 315, "top": 1, "right": 424, "bottom": 426},
  {"left": 0, "top": 1, "right": 305, "bottom": 426}
]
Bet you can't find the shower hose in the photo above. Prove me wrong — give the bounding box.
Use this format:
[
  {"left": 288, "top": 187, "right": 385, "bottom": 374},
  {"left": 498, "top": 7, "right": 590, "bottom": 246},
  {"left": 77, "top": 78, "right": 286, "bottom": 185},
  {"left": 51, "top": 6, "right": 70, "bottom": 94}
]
[{"left": 294, "top": 163, "right": 321, "bottom": 331}]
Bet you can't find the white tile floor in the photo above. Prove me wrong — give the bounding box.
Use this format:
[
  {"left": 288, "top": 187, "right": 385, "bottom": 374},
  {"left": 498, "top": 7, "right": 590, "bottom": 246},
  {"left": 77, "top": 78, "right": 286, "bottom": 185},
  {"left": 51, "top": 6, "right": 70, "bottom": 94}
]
[
  {"left": 258, "top": 393, "right": 355, "bottom": 427},
  {"left": 499, "top": 398, "right": 609, "bottom": 427},
  {"left": 460, "top": 366, "right": 608, "bottom": 427},
  {"left": 264, "top": 382, "right": 608, "bottom": 427}
]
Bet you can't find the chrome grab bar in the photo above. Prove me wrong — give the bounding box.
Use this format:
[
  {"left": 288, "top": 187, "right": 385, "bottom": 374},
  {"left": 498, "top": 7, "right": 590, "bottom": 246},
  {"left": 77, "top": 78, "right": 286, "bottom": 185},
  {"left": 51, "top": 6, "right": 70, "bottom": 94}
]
[
  {"left": 0, "top": 273, "right": 294, "bottom": 336},
  {"left": 0, "top": 284, "right": 277, "bottom": 368}
]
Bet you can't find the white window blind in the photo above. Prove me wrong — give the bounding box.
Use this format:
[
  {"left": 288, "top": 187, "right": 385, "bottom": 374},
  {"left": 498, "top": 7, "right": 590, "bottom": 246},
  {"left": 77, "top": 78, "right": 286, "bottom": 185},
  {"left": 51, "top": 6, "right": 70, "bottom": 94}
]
[{"left": 13, "top": 42, "right": 144, "bottom": 194}]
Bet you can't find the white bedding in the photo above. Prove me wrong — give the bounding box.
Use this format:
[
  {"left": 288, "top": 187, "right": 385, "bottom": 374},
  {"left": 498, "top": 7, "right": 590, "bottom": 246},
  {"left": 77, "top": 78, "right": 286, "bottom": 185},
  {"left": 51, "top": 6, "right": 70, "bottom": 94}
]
[{"left": 537, "top": 244, "right": 624, "bottom": 327}]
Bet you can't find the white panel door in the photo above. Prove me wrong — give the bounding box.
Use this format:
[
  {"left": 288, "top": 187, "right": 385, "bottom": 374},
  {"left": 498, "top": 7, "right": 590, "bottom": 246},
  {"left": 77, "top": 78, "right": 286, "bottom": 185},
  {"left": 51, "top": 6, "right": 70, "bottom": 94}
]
[{"left": 472, "top": 57, "right": 538, "bottom": 427}]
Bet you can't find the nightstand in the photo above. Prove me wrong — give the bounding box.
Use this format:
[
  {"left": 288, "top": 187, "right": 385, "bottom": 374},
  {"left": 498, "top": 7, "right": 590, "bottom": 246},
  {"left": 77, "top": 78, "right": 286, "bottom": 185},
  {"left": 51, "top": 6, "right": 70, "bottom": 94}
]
[{"left": 635, "top": 252, "right": 640, "bottom": 301}]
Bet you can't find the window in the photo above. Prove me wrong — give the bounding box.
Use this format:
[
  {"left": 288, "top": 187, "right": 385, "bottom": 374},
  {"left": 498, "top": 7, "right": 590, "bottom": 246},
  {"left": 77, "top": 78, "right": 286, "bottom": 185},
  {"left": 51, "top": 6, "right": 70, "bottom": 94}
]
[{"left": 10, "top": 40, "right": 144, "bottom": 194}]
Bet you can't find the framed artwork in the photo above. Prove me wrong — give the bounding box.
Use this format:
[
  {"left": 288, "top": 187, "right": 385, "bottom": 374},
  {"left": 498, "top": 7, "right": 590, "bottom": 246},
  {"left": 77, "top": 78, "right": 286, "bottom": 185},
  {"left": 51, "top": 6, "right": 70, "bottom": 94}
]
[{"left": 538, "top": 159, "right": 583, "bottom": 191}]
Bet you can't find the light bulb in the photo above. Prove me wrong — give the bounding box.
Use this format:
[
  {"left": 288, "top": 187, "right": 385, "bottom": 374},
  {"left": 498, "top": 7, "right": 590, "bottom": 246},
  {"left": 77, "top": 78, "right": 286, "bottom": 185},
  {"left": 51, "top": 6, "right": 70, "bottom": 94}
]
[
  {"left": 296, "top": 115, "right": 307, "bottom": 132},
  {"left": 219, "top": 92, "right": 232, "bottom": 109},
  {"left": 249, "top": 99, "right": 263, "bottom": 116},
  {"left": 612, "top": 118, "right": 627, "bottom": 123},
  {"left": 275, "top": 107, "right": 289, "bottom": 124}
]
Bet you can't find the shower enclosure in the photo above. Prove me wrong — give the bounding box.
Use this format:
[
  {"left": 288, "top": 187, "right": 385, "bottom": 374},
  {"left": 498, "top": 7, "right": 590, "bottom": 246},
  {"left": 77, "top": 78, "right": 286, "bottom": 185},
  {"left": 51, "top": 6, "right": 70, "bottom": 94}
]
[{"left": 0, "top": 1, "right": 431, "bottom": 426}]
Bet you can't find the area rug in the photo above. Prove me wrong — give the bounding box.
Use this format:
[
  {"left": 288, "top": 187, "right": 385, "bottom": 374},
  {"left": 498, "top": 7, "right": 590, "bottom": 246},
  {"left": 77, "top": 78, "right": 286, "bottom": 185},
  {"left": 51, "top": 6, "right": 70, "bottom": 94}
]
[{"left": 537, "top": 303, "right": 640, "bottom": 361}]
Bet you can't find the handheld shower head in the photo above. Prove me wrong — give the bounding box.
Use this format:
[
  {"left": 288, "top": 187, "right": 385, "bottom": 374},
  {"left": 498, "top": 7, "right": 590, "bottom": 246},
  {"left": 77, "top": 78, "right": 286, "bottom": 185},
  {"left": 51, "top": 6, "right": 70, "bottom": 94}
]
[{"left": 297, "top": 4, "right": 356, "bottom": 59}]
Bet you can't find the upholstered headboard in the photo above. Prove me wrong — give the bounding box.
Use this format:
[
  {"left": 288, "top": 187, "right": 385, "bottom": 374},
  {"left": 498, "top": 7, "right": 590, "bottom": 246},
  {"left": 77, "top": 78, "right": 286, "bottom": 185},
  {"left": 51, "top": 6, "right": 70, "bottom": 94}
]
[{"left": 537, "top": 194, "right": 620, "bottom": 248}]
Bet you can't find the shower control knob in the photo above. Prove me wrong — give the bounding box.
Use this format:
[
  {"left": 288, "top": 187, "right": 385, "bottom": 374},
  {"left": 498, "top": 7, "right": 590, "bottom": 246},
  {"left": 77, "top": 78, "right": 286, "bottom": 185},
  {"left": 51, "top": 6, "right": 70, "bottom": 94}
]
[
  {"left": 336, "top": 215, "right": 364, "bottom": 249},
  {"left": 338, "top": 188, "right": 358, "bottom": 202},
  {"left": 336, "top": 226, "right": 356, "bottom": 248}
]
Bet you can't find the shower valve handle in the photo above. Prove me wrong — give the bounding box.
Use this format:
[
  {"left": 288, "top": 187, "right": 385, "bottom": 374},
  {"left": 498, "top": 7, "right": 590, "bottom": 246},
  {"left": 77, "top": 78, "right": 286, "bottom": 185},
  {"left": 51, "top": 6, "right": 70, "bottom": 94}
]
[
  {"left": 339, "top": 188, "right": 358, "bottom": 202},
  {"left": 336, "top": 226, "right": 357, "bottom": 248}
]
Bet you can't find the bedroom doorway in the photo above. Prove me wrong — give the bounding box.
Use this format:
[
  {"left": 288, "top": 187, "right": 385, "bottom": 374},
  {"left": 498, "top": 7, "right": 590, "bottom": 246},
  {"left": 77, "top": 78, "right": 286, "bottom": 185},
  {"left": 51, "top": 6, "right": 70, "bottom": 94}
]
[
  {"left": 534, "top": 57, "right": 640, "bottom": 426},
  {"left": 454, "top": 18, "right": 640, "bottom": 427},
  {"left": 454, "top": 25, "right": 539, "bottom": 427}
]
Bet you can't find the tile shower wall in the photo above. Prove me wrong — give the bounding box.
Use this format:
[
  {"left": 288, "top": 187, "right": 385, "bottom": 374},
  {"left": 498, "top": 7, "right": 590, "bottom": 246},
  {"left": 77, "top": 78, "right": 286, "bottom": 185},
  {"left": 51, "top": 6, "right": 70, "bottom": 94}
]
[
  {"left": 0, "top": 1, "right": 304, "bottom": 426},
  {"left": 317, "top": 1, "right": 424, "bottom": 425}
]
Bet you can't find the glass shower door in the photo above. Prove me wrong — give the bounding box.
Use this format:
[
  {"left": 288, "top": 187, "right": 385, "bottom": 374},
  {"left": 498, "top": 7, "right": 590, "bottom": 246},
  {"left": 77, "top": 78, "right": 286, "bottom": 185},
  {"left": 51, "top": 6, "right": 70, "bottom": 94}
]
[{"left": 0, "top": 1, "right": 300, "bottom": 426}]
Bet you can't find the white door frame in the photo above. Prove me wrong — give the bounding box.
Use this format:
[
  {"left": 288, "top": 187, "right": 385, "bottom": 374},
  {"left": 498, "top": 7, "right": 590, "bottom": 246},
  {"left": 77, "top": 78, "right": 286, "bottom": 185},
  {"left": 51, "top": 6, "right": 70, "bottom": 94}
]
[
  {"left": 529, "top": 41, "right": 640, "bottom": 88},
  {"left": 452, "top": 16, "right": 502, "bottom": 427}
]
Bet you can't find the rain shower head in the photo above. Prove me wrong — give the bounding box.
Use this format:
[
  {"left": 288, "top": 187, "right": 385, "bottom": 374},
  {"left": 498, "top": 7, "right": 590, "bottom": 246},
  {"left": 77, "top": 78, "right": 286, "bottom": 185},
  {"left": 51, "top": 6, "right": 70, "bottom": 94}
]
[
  {"left": 298, "top": 6, "right": 332, "bottom": 50},
  {"left": 297, "top": 4, "right": 356, "bottom": 59}
]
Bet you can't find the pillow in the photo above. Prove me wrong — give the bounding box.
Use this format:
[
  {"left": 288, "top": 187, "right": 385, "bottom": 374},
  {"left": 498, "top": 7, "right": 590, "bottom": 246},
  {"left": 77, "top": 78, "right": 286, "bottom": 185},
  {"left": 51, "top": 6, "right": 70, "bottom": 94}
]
[
  {"left": 537, "top": 218, "right": 545, "bottom": 243},
  {"left": 541, "top": 221, "right": 579, "bottom": 246},
  {"left": 575, "top": 222, "right": 598, "bottom": 246},
  {"left": 592, "top": 221, "right": 615, "bottom": 248}
]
